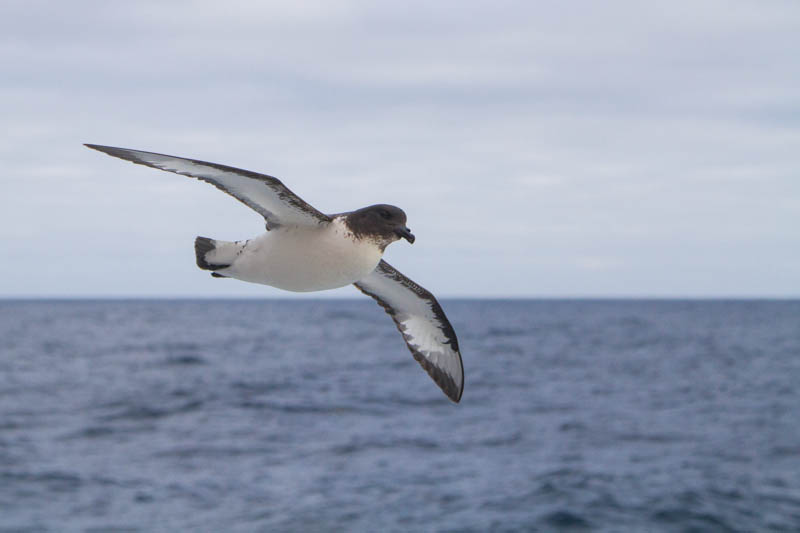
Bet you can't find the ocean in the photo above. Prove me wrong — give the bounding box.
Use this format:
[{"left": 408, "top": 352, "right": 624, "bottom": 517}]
[{"left": 0, "top": 299, "right": 798, "bottom": 532}]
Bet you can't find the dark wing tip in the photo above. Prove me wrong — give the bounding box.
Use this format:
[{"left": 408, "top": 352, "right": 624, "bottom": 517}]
[
  {"left": 454, "top": 369, "right": 464, "bottom": 403},
  {"left": 84, "top": 143, "right": 108, "bottom": 151},
  {"left": 414, "top": 351, "right": 463, "bottom": 403},
  {"left": 84, "top": 144, "right": 135, "bottom": 160},
  {"left": 449, "top": 382, "right": 463, "bottom": 403}
]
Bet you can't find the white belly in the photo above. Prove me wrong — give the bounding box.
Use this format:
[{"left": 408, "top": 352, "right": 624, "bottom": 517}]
[{"left": 222, "top": 222, "right": 383, "bottom": 292}]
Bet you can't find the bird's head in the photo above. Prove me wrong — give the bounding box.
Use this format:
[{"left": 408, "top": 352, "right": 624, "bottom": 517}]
[{"left": 345, "top": 204, "right": 415, "bottom": 247}]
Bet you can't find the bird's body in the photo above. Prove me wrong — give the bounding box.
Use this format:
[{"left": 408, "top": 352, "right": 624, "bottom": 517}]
[
  {"left": 207, "top": 217, "right": 383, "bottom": 292},
  {"left": 86, "top": 143, "right": 464, "bottom": 402}
]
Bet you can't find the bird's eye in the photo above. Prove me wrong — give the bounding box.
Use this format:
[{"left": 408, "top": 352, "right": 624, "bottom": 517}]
[{"left": 379, "top": 210, "right": 391, "bottom": 219}]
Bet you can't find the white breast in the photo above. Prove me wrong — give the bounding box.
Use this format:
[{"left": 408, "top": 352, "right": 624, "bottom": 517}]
[{"left": 224, "top": 218, "right": 384, "bottom": 292}]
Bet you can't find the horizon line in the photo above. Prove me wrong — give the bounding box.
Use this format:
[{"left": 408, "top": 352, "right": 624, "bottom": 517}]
[{"left": 2, "top": 295, "right": 799, "bottom": 302}]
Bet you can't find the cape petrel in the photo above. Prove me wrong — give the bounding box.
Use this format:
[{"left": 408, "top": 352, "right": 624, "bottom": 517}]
[{"left": 86, "top": 144, "right": 464, "bottom": 402}]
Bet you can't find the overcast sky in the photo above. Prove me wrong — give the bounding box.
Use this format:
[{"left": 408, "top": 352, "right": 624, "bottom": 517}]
[{"left": 1, "top": 1, "right": 798, "bottom": 298}]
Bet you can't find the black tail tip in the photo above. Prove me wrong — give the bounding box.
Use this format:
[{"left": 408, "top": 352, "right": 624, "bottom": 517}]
[{"left": 195, "top": 236, "right": 220, "bottom": 270}]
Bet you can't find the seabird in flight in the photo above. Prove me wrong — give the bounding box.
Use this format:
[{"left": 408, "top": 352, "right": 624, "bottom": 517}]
[{"left": 85, "top": 144, "right": 464, "bottom": 402}]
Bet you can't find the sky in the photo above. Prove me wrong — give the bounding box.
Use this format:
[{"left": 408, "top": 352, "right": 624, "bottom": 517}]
[{"left": 1, "top": 0, "right": 798, "bottom": 298}]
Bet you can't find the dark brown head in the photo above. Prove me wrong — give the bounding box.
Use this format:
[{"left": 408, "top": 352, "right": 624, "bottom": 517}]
[{"left": 344, "top": 204, "right": 415, "bottom": 247}]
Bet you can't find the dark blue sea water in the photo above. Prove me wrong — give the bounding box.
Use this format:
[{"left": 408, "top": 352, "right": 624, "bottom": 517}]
[{"left": 1, "top": 300, "right": 799, "bottom": 532}]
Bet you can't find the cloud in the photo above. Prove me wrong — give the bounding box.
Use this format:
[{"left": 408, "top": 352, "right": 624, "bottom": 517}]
[{"left": 1, "top": 0, "right": 799, "bottom": 297}]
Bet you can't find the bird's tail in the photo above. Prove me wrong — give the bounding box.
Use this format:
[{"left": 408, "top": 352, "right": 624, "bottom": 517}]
[{"left": 194, "top": 237, "right": 243, "bottom": 272}]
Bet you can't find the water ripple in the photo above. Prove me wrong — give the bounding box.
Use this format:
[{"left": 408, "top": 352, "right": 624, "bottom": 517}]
[{"left": 1, "top": 299, "right": 799, "bottom": 531}]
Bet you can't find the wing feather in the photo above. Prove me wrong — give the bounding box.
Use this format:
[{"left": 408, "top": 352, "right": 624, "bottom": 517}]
[
  {"left": 355, "top": 260, "right": 464, "bottom": 402},
  {"left": 85, "top": 144, "right": 330, "bottom": 228}
]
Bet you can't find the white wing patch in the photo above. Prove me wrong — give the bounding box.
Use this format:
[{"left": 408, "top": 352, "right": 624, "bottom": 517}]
[
  {"left": 85, "top": 144, "right": 330, "bottom": 228},
  {"left": 355, "top": 260, "right": 464, "bottom": 402}
]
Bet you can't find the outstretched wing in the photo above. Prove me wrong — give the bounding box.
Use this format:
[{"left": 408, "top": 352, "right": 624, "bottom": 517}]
[
  {"left": 354, "top": 260, "right": 464, "bottom": 403},
  {"left": 85, "top": 144, "right": 330, "bottom": 228}
]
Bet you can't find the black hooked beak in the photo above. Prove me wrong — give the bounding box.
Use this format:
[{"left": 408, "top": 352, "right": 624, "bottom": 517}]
[{"left": 396, "top": 226, "right": 415, "bottom": 244}]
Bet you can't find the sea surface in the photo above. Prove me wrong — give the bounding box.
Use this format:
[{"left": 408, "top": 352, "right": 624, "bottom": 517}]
[{"left": 0, "top": 299, "right": 799, "bottom": 532}]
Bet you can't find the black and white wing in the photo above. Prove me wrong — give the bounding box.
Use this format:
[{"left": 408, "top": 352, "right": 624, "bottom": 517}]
[
  {"left": 85, "top": 144, "right": 330, "bottom": 228},
  {"left": 355, "top": 260, "right": 464, "bottom": 403}
]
